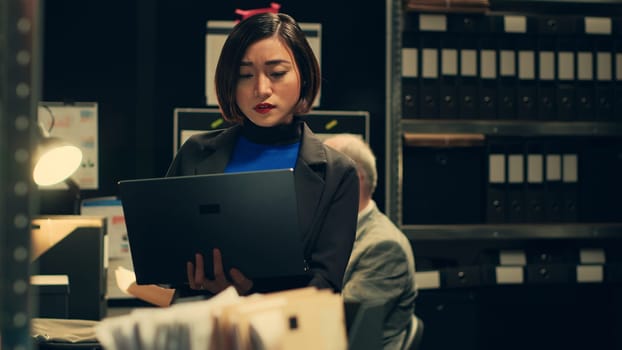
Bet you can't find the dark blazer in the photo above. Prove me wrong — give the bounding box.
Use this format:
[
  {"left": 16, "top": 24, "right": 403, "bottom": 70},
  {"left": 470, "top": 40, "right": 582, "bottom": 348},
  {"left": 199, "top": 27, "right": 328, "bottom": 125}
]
[{"left": 166, "top": 122, "right": 359, "bottom": 292}]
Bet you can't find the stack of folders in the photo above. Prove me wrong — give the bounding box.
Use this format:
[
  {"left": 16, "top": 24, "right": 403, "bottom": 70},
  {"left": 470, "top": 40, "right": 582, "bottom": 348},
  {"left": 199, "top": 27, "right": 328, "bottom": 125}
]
[
  {"left": 486, "top": 137, "right": 579, "bottom": 223},
  {"left": 96, "top": 287, "right": 348, "bottom": 350},
  {"left": 402, "top": 13, "right": 622, "bottom": 121}
]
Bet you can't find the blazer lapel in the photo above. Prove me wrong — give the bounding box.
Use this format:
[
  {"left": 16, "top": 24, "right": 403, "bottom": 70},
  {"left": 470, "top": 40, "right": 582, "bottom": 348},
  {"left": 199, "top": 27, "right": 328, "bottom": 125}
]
[
  {"left": 194, "top": 125, "right": 241, "bottom": 174},
  {"left": 295, "top": 124, "right": 328, "bottom": 240}
]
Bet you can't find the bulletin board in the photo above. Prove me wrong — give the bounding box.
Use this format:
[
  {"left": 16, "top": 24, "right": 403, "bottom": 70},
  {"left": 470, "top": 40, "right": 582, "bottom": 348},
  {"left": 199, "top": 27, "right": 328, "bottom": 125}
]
[
  {"left": 38, "top": 102, "right": 99, "bottom": 190},
  {"left": 205, "top": 20, "right": 322, "bottom": 107}
]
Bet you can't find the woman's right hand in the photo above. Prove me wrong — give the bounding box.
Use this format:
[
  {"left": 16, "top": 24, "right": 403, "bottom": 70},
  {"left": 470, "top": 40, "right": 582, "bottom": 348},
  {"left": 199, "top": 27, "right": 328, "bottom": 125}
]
[{"left": 186, "top": 248, "right": 253, "bottom": 295}]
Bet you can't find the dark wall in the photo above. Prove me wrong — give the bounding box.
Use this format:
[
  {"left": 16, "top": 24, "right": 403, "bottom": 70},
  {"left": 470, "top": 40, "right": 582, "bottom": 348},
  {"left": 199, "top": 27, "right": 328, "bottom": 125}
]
[{"left": 42, "top": 0, "right": 388, "bottom": 211}]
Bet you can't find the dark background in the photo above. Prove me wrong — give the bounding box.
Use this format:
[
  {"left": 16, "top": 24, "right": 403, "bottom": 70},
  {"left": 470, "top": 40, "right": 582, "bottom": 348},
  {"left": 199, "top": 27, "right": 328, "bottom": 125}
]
[{"left": 40, "top": 0, "right": 387, "bottom": 212}]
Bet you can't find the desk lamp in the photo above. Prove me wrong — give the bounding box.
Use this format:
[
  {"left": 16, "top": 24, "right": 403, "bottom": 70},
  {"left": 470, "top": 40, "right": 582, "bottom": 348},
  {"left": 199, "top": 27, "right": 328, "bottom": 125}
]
[
  {"left": 32, "top": 122, "right": 82, "bottom": 187},
  {"left": 33, "top": 106, "right": 83, "bottom": 213}
]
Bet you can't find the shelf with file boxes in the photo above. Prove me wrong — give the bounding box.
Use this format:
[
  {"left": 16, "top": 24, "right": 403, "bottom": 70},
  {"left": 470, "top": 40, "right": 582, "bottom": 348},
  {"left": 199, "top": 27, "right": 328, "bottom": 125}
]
[
  {"left": 401, "top": 11, "right": 622, "bottom": 122},
  {"left": 408, "top": 223, "right": 622, "bottom": 289},
  {"left": 411, "top": 237, "right": 622, "bottom": 290},
  {"left": 401, "top": 132, "right": 622, "bottom": 225},
  {"left": 404, "top": 221, "right": 622, "bottom": 289},
  {"left": 405, "top": 194, "right": 622, "bottom": 331},
  {"left": 400, "top": 132, "right": 622, "bottom": 287}
]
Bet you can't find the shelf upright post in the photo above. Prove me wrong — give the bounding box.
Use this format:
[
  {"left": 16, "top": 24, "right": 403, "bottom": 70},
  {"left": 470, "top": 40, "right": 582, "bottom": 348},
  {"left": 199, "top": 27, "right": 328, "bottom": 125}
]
[
  {"left": 0, "top": 0, "right": 42, "bottom": 348},
  {"left": 386, "top": 0, "right": 405, "bottom": 226}
]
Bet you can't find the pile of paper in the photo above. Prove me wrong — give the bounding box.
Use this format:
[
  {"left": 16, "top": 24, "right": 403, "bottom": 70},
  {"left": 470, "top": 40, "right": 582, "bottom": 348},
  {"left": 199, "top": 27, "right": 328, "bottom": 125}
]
[{"left": 96, "top": 287, "right": 348, "bottom": 350}]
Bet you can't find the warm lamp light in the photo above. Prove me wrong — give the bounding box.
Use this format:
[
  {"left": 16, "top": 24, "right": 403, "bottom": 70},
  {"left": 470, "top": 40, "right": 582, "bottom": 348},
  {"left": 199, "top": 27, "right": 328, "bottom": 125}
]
[{"left": 33, "top": 123, "right": 83, "bottom": 187}]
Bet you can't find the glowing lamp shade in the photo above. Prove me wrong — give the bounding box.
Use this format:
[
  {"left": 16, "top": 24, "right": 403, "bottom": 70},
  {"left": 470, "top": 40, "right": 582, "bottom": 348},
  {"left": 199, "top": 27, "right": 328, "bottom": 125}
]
[{"left": 33, "top": 125, "right": 83, "bottom": 186}]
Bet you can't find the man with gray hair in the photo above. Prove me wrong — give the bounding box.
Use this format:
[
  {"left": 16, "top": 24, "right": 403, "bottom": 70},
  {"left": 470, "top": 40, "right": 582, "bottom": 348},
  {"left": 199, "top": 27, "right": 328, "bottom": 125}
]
[{"left": 324, "top": 134, "right": 418, "bottom": 350}]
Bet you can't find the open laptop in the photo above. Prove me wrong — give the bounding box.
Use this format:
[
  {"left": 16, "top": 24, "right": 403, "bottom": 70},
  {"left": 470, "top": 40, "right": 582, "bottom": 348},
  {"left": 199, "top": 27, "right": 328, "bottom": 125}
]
[{"left": 118, "top": 168, "right": 308, "bottom": 286}]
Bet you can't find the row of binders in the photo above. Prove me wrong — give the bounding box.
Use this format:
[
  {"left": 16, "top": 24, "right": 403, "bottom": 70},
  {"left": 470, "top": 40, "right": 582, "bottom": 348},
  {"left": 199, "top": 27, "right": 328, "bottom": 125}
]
[
  {"left": 402, "top": 135, "right": 622, "bottom": 224},
  {"left": 403, "top": 12, "right": 622, "bottom": 35},
  {"left": 401, "top": 13, "right": 622, "bottom": 121},
  {"left": 486, "top": 137, "right": 579, "bottom": 223}
]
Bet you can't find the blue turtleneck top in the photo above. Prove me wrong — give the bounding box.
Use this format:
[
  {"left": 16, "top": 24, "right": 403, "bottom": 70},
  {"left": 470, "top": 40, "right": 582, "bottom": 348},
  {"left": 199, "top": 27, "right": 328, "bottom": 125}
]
[{"left": 224, "top": 117, "right": 302, "bottom": 173}]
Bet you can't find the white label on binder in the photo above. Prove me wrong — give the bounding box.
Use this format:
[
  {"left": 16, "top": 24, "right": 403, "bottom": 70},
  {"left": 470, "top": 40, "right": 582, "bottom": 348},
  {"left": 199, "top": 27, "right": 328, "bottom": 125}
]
[
  {"left": 539, "top": 51, "right": 555, "bottom": 80},
  {"left": 31, "top": 275, "right": 69, "bottom": 286},
  {"left": 496, "top": 266, "right": 524, "bottom": 284},
  {"left": 442, "top": 49, "right": 458, "bottom": 76},
  {"left": 416, "top": 270, "right": 441, "bottom": 289},
  {"left": 577, "top": 265, "right": 603, "bottom": 283},
  {"left": 584, "top": 17, "right": 612, "bottom": 35},
  {"left": 480, "top": 50, "right": 497, "bottom": 79},
  {"left": 419, "top": 14, "right": 447, "bottom": 31},
  {"left": 527, "top": 154, "right": 543, "bottom": 183},
  {"left": 499, "top": 250, "right": 527, "bottom": 266},
  {"left": 508, "top": 154, "right": 524, "bottom": 184},
  {"left": 500, "top": 50, "right": 516, "bottom": 76},
  {"left": 461, "top": 49, "right": 477, "bottom": 77},
  {"left": 504, "top": 15, "right": 527, "bottom": 33},
  {"left": 518, "top": 50, "right": 535, "bottom": 79},
  {"left": 562, "top": 154, "right": 578, "bottom": 183},
  {"left": 597, "top": 52, "right": 612, "bottom": 81},
  {"left": 580, "top": 248, "right": 606, "bottom": 264},
  {"left": 422, "top": 49, "right": 438, "bottom": 78},
  {"left": 546, "top": 154, "right": 562, "bottom": 181},
  {"left": 578, "top": 52, "right": 594, "bottom": 81},
  {"left": 402, "top": 48, "right": 418, "bottom": 78},
  {"left": 617, "top": 53, "right": 622, "bottom": 80},
  {"left": 558, "top": 52, "right": 575, "bottom": 80},
  {"left": 489, "top": 154, "right": 505, "bottom": 184}
]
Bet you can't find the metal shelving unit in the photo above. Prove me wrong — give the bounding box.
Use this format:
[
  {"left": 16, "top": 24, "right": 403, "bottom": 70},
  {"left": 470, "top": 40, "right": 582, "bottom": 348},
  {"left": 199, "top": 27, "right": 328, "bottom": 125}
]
[
  {"left": 387, "top": 4, "right": 622, "bottom": 349},
  {"left": 385, "top": 0, "right": 622, "bottom": 239}
]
